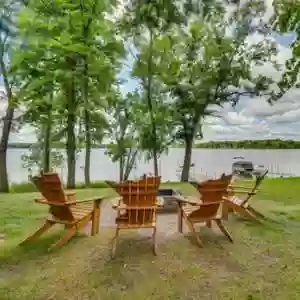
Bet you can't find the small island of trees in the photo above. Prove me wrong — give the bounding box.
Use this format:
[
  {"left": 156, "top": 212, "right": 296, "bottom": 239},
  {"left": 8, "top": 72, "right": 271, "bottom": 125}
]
[{"left": 195, "top": 139, "right": 300, "bottom": 149}]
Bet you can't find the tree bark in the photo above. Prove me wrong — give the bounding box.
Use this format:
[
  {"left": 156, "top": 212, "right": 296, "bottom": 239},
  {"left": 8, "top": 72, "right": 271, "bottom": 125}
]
[
  {"left": 80, "top": 0, "right": 96, "bottom": 187},
  {"left": 119, "top": 155, "right": 124, "bottom": 182},
  {"left": 65, "top": 74, "right": 76, "bottom": 189},
  {"left": 181, "top": 137, "right": 193, "bottom": 182},
  {"left": 0, "top": 107, "right": 14, "bottom": 193},
  {"left": 83, "top": 59, "right": 91, "bottom": 186},
  {"left": 42, "top": 121, "right": 51, "bottom": 172},
  {"left": 84, "top": 110, "right": 91, "bottom": 186},
  {"left": 123, "top": 148, "right": 138, "bottom": 180},
  {"left": 0, "top": 53, "right": 14, "bottom": 193},
  {"left": 146, "top": 28, "right": 159, "bottom": 176},
  {"left": 42, "top": 100, "right": 53, "bottom": 172}
]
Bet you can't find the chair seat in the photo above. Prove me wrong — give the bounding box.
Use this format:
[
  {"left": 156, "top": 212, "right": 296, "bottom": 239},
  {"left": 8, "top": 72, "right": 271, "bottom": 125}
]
[
  {"left": 228, "top": 196, "right": 249, "bottom": 207},
  {"left": 47, "top": 202, "right": 94, "bottom": 223},
  {"left": 71, "top": 203, "right": 94, "bottom": 219},
  {"left": 182, "top": 205, "right": 200, "bottom": 216}
]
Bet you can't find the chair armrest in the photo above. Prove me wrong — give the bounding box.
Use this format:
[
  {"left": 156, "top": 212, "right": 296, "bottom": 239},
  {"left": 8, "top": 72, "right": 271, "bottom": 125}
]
[
  {"left": 229, "top": 185, "right": 251, "bottom": 189},
  {"left": 112, "top": 202, "right": 160, "bottom": 210},
  {"left": 65, "top": 190, "right": 76, "bottom": 196},
  {"left": 110, "top": 196, "right": 123, "bottom": 209},
  {"left": 120, "top": 205, "right": 159, "bottom": 210},
  {"left": 198, "top": 200, "right": 223, "bottom": 206},
  {"left": 65, "top": 190, "right": 76, "bottom": 201},
  {"left": 67, "top": 197, "right": 105, "bottom": 205},
  {"left": 174, "top": 189, "right": 184, "bottom": 196},
  {"left": 229, "top": 189, "right": 256, "bottom": 195},
  {"left": 156, "top": 197, "right": 164, "bottom": 207},
  {"left": 180, "top": 200, "right": 223, "bottom": 208},
  {"left": 112, "top": 202, "right": 126, "bottom": 210},
  {"left": 35, "top": 196, "right": 108, "bottom": 206},
  {"left": 229, "top": 184, "right": 259, "bottom": 190},
  {"left": 174, "top": 195, "right": 200, "bottom": 206},
  {"left": 34, "top": 199, "right": 66, "bottom": 206}
]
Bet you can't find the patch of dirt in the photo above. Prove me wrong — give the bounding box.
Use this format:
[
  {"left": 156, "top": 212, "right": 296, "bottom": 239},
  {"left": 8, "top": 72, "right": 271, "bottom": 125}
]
[{"left": 96, "top": 201, "right": 188, "bottom": 243}]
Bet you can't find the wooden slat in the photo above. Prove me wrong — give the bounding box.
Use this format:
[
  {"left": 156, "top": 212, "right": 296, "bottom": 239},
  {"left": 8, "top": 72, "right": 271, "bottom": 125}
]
[{"left": 117, "top": 222, "right": 156, "bottom": 229}]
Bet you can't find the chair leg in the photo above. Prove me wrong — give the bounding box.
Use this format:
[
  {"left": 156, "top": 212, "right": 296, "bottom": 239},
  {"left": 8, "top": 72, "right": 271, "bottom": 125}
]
[
  {"left": 177, "top": 203, "right": 183, "bottom": 233},
  {"left": 206, "top": 220, "right": 212, "bottom": 228},
  {"left": 20, "top": 220, "right": 54, "bottom": 245},
  {"left": 48, "top": 225, "right": 77, "bottom": 251},
  {"left": 92, "top": 201, "right": 101, "bottom": 236},
  {"left": 247, "top": 206, "right": 267, "bottom": 220},
  {"left": 111, "top": 227, "right": 120, "bottom": 260},
  {"left": 214, "top": 219, "right": 233, "bottom": 243},
  {"left": 152, "top": 226, "right": 157, "bottom": 256},
  {"left": 222, "top": 200, "right": 229, "bottom": 220},
  {"left": 230, "top": 203, "right": 259, "bottom": 222},
  {"left": 76, "top": 215, "right": 92, "bottom": 235},
  {"left": 184, "top": 215, "right": 203, "bottom": 247}
]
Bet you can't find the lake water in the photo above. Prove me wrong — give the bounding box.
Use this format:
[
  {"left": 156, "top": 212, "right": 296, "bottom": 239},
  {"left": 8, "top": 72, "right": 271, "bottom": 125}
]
[{"left": 6, "top": 148, "right": 300, "bottom": 184}]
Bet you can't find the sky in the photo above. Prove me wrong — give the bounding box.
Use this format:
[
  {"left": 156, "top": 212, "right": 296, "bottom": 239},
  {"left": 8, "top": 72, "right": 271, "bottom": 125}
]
[{"left": 0, "top": 0, "right": 299, "bottom": 143}]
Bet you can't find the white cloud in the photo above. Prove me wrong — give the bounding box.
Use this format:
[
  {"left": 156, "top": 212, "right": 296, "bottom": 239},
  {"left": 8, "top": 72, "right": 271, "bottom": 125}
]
[
  {"left": 225, "top": 111, "right": 255, "bottom": 126},
  {"left": 202, "top": 6, "right": 299, "bottom": 142},
  {"left": 203, "top": 87, "right": 300, "bottom": 141}
]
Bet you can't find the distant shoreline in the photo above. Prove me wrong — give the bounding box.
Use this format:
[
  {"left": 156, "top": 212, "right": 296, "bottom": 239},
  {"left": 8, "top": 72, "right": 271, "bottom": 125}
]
[{"left": 8, "top": 139, "right": 300, "bottom": 150}]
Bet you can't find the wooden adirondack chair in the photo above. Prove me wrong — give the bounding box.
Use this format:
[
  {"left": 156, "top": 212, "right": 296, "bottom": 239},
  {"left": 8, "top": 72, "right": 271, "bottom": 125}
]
[
  {"left": 223, "top": 169, "right": 269, "bottom": 221},
  {"left": 178, "top": 175, "right": 233, "bottom": 247},
  {"left": 20, "top": 172, "right": 104, "bottom": 251},
  {"left": 106, "top": 176, "right": 161, "bottom": 259}
]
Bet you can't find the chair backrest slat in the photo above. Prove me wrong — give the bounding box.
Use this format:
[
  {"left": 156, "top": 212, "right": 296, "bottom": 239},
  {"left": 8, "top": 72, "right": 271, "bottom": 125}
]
[
  {"left": 242, "top": 169, "right": 269, "bottom": 204},
  {"left": 107, "top": 176, "right": 161, "bottom": 225},
  {"left": 254, "top": 169, "right": 268, "bottom": 190},
  {"left": 32, "top": 172, "right": 74, "bottom": 221},
  {"left": 190, "top": 173, "right": 232, "bottom": 203},
  {"left": 189, "top": 174, "right": 232, "bottom": 219}
]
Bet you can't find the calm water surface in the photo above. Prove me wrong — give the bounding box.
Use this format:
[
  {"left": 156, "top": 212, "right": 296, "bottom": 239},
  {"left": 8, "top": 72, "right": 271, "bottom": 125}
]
[{"left": 7, "top": 148, "right": 300, "bottom": 183}]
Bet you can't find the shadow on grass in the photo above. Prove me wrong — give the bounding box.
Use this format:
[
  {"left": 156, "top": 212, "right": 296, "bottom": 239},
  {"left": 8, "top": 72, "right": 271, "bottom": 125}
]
[{"left": 1, "top": 230, "right": 87, "bottom": 266}]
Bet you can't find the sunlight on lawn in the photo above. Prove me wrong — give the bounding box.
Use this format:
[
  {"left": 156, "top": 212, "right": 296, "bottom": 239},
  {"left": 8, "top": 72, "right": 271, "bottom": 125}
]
[{"left": 1, "top": 180, "right": 300, "bottom": 300}]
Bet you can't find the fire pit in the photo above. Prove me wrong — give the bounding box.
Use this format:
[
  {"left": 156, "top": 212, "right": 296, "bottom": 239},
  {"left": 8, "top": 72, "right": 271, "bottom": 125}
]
[{"left": 156, "top": 189, "right": 182, "bottom": 213}]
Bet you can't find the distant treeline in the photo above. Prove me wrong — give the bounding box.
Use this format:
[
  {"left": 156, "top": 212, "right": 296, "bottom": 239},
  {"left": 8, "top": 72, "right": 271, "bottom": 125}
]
[
  {"left": 8, "top": 139, "right": 300, "bottom": 150},
  {"left": 8, "top": 142, "right": 107, "bottom": 149},
  {"left": 195, "top": 139, "right": 300, "bottom": 149}
]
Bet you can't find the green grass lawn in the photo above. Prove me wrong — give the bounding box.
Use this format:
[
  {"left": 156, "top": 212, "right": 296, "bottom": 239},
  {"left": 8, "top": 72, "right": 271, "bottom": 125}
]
[{"left": 1, "top": 179, "right": 300, "bottom": 299}]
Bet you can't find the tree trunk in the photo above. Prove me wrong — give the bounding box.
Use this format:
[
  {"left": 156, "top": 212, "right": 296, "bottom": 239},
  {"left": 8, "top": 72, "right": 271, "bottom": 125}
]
[
  {"left": 181, "top": 137, "right": 193, "bottom": 182},
  {"left": 0, "top": 53, "right": 14, "bottom": 193},
  {"left": 119, "top": 155, "right": 124, "bottom": 182},
  {"left": 83, "top": 58, "right": 91, "bottom": 186},
  {"left": 42, "top": 102, "right": 52, "bottom": 172},
  {"left": 66, "top": 79, "right": 76, "bottom": 189},
  {"left": 123, "top": 148, "right": 138, "bottom": 180},
  {"left": 80, "top": 0, "right": 96, "bottom": 187},
  {"left": 84, "top": 113, "right": 91, "bottom": 186},
  {"left": 0, "top": 107, "right": 14, "bottom": 193},
  {"left": 42, "top": 122, "right": 51, "bottom": 172},
  {"left": 146, "top": 28, "right": 159, "bottom": 176},
  {"left": 152, "top": 149, "right": 159, "bottom": 176}
]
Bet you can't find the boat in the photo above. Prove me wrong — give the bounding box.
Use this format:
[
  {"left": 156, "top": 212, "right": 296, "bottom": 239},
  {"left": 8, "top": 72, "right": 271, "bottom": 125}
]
[{"left": 232, "top": 157, "right": 266, "bottom": 178}]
